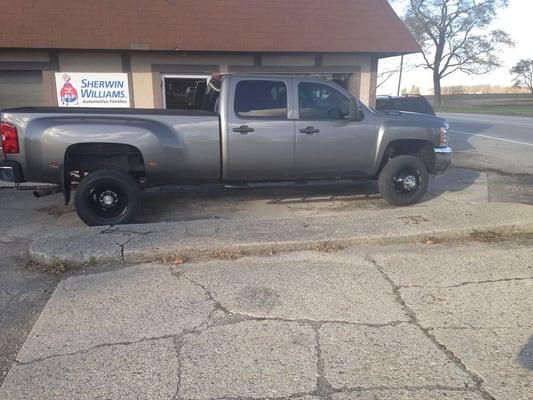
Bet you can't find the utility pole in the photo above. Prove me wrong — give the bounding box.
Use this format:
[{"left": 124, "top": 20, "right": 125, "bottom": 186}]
[{"left": 397, "top": 55, "right": 404, "bottom": 96}]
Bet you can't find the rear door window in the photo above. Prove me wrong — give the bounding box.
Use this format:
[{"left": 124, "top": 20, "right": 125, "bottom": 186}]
[{"left": 234, "top": 80, "right": 287, "bottom": 119}]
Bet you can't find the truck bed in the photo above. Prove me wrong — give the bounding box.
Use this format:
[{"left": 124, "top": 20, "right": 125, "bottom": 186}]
[{"left": 1, "top": 107, "right": 222, "bottom": 185}]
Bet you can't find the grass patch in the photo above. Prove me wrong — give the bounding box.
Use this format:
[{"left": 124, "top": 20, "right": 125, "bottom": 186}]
[
  {"left": 435, "top": 105, "right": 533, "bottom": 117},
  {"left": 50, "top": 257, "right": 66, "bottom": 273},
  {"left": 158, "top": 253, "right": 190, "bottom": 264},
  {"left": 433, "top": 94, "right": 533, "bottom": 117}
]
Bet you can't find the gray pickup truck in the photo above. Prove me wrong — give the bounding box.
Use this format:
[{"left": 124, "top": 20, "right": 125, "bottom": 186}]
[{"left": 0, "top": 74, "right": 451, "bottom": 226}]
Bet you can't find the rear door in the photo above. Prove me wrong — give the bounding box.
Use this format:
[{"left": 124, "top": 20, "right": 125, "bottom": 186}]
[
  {"left": 226, "top": 77, "right": 295, "bottom": 181},
  {"left": 294, "top": 79, "right": 377, "bottom": 178}
]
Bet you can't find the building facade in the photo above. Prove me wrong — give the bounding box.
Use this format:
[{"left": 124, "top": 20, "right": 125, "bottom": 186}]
[{"left": 0, "top": 0, "right": 419, "bottom": 110}]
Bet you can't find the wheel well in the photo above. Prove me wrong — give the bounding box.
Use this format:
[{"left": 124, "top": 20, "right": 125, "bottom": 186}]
[
  {"left": 64, "top": 143, "right": 146, "bottom": 185},
  {"left": 378, "top": 140, "right": 435, "bottom": 175}
]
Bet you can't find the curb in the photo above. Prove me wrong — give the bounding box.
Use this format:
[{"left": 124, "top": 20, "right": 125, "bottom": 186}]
[
  {"left": 27, "top": 203, "right": 533, "bottom": 267},
  {"left": 118, "top": 224, "right": 533, "bottom": 264}
]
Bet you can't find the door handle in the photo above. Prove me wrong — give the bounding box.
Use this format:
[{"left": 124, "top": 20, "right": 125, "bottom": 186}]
[
  {"left": 233, "top": 125, "right": 255, "bottom": 134},
  {"left": 299, "top": 126, "right": 320, "bottom": 135}
]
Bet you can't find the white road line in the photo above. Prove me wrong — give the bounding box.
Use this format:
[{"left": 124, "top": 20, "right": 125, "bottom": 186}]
[
  {"left": 443, "top": 114, "right": 533, "bottom": 129},
  {"left": 450, "top": 130, "right": 533, "bottom": 147}
]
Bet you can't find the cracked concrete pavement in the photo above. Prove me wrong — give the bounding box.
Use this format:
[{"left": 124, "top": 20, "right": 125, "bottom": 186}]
[
  {"left": 1, "top": 242, "right": 531, "bottom": 400},
  {"left": 1, "top": 163, "right": 533, "bottom": 399}
]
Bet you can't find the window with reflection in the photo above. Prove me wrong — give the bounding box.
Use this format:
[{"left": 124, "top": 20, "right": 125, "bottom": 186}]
[
  {"left": 299, "top": 82, "right": 350, "bottom": 120},
  {"left": 235, "top": 80, "right": 287, "bottom": 119}
]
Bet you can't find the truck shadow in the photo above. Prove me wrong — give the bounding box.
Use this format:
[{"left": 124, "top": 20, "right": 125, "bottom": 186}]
[
  {"left": 518, "top": 335, "right": 533, "bottom": 370},
  {"left": 24, "top": 168, "right": 481, "bottom": 225},
  {"left": 23, "top": 167, "right": 478, "bottom": 225},
  {"left": 138, "top": 168, "right": 480, "bottom": 223},
  {"left": 138, "top": 181, "right": 387, "bottom": 223},
  {"left": 427, "top": 168, "right": 482, "bottom": 199}
]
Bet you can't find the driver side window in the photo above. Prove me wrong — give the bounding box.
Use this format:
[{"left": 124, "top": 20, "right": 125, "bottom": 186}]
[{"left": 298, "top": 82, "right": 350, "bottom": 120}]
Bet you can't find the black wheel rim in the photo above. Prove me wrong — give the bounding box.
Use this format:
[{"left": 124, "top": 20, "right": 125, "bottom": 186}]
[
  {"left": 86, "top": 182, "right": 129, "bottom": 220},
  {"left": 393, "top": 168, "right": 421, "bottom": 195}
]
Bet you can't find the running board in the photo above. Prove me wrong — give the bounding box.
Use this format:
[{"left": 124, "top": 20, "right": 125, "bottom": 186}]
[{"left": 224, "top": 179, "right": 370, "bottom": 189}]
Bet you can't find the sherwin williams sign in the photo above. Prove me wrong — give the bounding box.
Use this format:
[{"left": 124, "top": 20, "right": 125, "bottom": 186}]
[{"left": 55, "top": 73, "right": 130, "bottom": 107}]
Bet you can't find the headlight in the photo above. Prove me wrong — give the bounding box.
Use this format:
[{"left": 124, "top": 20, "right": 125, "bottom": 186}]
[{"left": 439, "top": 127, "right": 448, "bottom": 147}]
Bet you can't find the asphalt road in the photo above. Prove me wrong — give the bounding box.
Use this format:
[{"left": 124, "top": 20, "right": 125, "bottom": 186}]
[{"left": 440, "top": 113, "right": 533, "bottom": 175}]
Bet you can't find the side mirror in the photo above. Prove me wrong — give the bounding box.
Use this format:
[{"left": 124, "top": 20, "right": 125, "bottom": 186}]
[{"left": 349, "top": 99, "right": 364, "bottom": 122}]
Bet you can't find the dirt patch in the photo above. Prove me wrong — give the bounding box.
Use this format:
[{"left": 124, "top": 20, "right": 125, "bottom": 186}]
[
  {"left": 469, "top": 230, "right": 505, "bottom": 243},
  {"left": 310, "top": 241, "right": 347, "bottom": 253},
  {"left": 399, "top": 215, "right": 430, "bottom": 226},
  {"left": 419, "top": 237, "right": 442, "bottom": 245},
  {"left": 36, "top": 205, "right": 75, "bottom": 217}
]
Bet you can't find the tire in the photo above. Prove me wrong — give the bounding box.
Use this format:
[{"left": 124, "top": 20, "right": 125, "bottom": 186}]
[
  {"left": 378, "top": 155, "right": 429, "bottom": 206},
  {"left": 74, "top": 169, "right": 141, "bottom": 226}
]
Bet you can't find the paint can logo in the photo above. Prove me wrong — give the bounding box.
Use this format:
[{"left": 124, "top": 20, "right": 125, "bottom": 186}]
[{"left": 59, "top": 74, "right": 78, "bottom": 105}]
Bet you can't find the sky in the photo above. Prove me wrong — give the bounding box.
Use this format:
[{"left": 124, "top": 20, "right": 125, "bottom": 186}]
[{"left": 378, "top": 0, "right": 533, "bottom": 95}]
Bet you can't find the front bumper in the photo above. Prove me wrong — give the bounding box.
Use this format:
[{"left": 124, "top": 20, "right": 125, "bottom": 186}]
[
  {"left": 433, "top": 147, "right": 453, "bottom": 175},
  {"left": 0, "top": 160, "right": 23, "bottom": 183}
]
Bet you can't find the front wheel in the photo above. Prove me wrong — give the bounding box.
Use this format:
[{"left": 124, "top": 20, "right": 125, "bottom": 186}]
[
  {"left": 74, "top": 169, "right": 141, "bottom": 226},
  {"left": 378, "top": 155, "right": 429, "bottom": 206}
]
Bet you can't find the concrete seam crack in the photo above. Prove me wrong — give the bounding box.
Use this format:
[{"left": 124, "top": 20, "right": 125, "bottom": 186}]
[
  {"left": 181, "top": 275, "right": 232, "bottom": 315},
  {"left": 313, "top": 322, "right": 334, "bottom": 400},
  {"left": 100, "top": 227, "right": 152, "bottom": 236},
  {"left": 227, "top": 313, "right": 410, "bottom": 328},
  {"left": 331, "top": 385, "right": 484, "bottom": 395},
  {"left": 366, "top": 254, "right": 497, "bottom": 400},
  {"left": 401, "top": 276, "right": 533, "bottom": 289},
  {"left": 201, "top": 391, "right": 318, "bottom": 400},
  {"left": 427, "top": 326, "right": 529, "bottom": 330},
  {"left": 14, "top": 334, "right": 179, "bottom": 367},
  {"left": 172, "top": 335, "right": 185, "bottom": 400},
  {"left": 118, "top": 237, "right": 132, "bottom": 263},
  {"left": 199, "top": 385, "right": 483, "bottom": 400}
]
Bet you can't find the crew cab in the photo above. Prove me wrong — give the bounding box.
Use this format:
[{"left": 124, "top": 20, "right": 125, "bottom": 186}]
[{"left": 0, "top": 74, "right": 452, "bottom": 226}]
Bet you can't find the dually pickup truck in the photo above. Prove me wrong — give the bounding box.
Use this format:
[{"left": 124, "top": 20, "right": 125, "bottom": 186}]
[{"left": 0, "top": 74, "right": 452, "bottom": 226}]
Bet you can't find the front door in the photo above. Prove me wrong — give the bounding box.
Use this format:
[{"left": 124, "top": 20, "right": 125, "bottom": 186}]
[
  {"left": 294, "top": 79, "right": 377, "bottom": 178},
  {"left": 227, "top": 77, "right": 295, "bottom": 181}
]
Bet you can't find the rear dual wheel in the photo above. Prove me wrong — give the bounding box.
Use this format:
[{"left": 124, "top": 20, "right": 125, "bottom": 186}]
[
  {"left": 74, "top": 169, "right": 141, "bottom": 226},
  {"left": 378, "top": 155, "right": 429, "bottom": 206}
]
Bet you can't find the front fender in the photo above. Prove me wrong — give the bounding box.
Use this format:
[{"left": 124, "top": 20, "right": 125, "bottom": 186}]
[{"left": 371, "top": 111, "right": 446, "bottom": 174}]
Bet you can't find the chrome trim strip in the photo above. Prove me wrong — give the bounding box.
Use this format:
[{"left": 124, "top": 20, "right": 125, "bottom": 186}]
[
  {"left": 434, "top": 147, "right": 453, "bottom": 154},
  {"left": 0, "top": 166, "right": 15, "bottom": 182}
]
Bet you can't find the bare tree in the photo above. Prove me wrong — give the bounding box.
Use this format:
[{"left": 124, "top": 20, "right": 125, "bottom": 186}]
[
  {"left": 510, "top": 59, "right": 533, "bottom": 95},
  {"left": 377, "top": 56, "right": 416, "bottom": 92},
  {"left": 397, "top": 0, "right": 513, "bottom": 104},
  {"left": 377, "top": 67, "right": 400, "bottom": 89}
]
